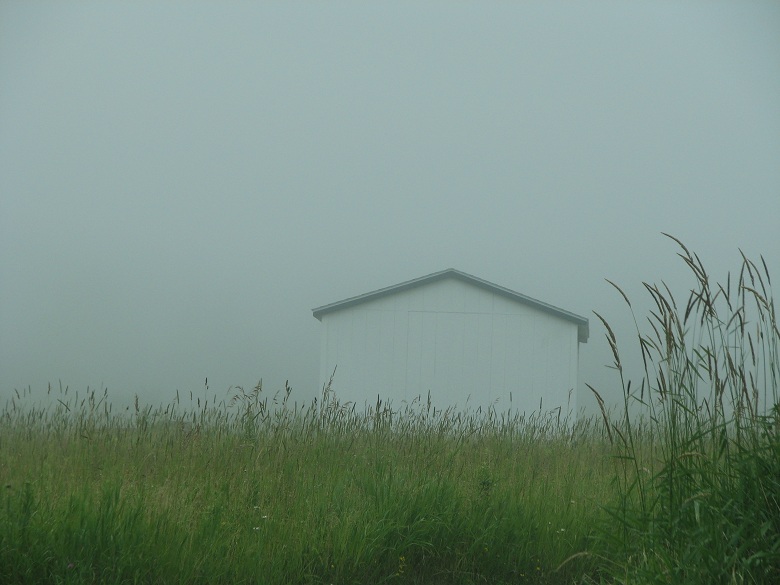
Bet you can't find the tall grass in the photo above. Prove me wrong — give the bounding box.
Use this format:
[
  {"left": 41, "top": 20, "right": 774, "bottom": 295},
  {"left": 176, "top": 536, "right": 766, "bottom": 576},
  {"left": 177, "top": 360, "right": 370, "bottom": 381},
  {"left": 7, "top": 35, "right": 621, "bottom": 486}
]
[
  {"left": 1, "top": 379, "right": 613, "bottom": 584},
  {"left": 591, "top": 235, "right": 780, "bottom": 584}
]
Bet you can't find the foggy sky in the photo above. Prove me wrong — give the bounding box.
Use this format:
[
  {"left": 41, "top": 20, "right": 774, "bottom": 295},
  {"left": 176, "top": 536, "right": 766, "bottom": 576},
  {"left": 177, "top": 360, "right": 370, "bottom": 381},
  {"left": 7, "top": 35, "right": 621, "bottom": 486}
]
[{"left": 2, "top": 1, "right": 779, "bottom": 415}]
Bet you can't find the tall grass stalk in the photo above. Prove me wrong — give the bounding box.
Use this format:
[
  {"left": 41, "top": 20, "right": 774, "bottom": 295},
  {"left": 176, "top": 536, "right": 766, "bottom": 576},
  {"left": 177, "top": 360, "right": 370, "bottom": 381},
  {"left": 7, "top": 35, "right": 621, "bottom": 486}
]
[{"left": 592, "top": 235, "right": 780, "bottom": 584}]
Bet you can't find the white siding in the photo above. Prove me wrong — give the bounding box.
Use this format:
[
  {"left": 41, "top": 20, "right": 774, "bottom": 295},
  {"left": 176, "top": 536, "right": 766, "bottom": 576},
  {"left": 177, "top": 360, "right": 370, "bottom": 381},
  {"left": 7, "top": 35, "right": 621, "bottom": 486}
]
[{"left": 319, "top": 278, "right": 579, "bottom": 417}]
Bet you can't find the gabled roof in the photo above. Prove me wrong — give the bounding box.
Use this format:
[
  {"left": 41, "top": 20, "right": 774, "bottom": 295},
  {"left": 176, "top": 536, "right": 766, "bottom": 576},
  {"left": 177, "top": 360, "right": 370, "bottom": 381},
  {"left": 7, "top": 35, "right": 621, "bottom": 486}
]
[{"left": 312, "top": 268, "right": 589, "bottom": 343}]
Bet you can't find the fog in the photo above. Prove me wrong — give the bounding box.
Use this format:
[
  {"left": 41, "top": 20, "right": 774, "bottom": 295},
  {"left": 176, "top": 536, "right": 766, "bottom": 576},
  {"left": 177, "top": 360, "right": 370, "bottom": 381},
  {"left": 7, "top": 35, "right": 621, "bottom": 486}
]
[{"left": 2, "top": 1, "right": 779, "bottom": 415}]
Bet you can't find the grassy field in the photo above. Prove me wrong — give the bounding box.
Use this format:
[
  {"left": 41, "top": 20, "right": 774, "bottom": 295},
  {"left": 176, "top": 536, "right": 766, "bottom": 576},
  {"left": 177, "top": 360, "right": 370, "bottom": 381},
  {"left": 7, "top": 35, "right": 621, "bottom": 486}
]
[
  {"left": 2, "top": 239, "right": 778, "bottom": 584},
  {"left": 1, "top": 382, "right": 615, "bottom": 585}
]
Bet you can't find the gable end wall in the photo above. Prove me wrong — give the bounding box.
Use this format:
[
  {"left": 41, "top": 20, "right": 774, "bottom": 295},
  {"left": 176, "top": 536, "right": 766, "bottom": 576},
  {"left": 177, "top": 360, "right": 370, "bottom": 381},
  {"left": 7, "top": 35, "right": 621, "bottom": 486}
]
[{"left": 319, "top": 278, "right": 579, "bottom": 416}]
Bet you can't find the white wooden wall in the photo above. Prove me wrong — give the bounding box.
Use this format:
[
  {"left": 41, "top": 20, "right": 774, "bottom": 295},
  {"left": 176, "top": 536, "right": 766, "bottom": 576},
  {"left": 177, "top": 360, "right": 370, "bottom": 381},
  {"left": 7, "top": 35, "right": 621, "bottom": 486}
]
[{"left": 319, "top": 278, "right": 579, "bottom": 417}]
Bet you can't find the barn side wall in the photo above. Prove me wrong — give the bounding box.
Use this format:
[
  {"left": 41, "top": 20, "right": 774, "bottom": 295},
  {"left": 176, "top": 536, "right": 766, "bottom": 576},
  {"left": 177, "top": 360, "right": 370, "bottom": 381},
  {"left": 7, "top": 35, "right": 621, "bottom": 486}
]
[{"left": 318, "top": 278, "right": 579, "bottom": 418}]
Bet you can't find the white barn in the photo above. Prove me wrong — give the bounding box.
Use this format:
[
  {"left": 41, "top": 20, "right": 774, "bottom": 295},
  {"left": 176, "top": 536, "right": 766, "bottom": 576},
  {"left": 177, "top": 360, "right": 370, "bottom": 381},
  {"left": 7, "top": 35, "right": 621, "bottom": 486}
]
[{"left": 312, "top": 269, "right": 589, "bottom": 418}]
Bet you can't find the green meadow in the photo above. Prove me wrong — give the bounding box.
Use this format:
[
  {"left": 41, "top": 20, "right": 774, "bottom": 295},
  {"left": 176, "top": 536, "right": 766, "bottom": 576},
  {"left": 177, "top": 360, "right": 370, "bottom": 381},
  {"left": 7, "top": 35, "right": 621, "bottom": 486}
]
[
  {"left": 2, "top": 239, "right": 778, "bottom": 584},
  {"left": 1, "top": 382, "right": 615, "bottom": 585}
]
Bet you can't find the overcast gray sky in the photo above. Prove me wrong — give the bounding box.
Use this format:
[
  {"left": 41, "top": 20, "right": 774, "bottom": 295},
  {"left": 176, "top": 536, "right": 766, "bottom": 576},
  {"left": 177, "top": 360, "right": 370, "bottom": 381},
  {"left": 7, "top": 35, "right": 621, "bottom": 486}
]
[{"left": 2, "top": 1, "right": 779, "bottom": 415}]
